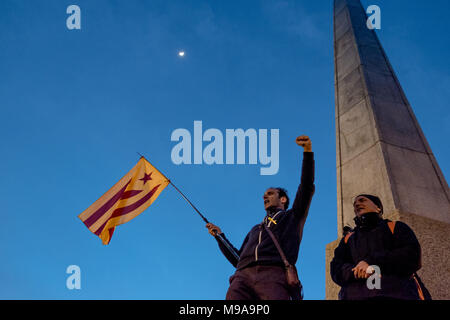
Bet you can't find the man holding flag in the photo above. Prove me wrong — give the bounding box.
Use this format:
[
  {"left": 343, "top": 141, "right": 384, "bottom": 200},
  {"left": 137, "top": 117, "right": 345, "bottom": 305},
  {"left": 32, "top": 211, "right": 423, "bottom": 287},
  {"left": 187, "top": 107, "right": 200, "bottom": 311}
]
[
  {"left": 77, "top": 135, "right": 314, "bottom": 300},
  {"left": 206, "top": 135, "right": 315, "bottom": 300}
]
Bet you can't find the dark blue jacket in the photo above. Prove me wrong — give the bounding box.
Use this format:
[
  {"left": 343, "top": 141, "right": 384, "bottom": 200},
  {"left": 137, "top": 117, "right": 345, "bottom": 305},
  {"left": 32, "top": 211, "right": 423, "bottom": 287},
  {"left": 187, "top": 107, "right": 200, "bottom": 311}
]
[{"left": 216, "top": 152, "right": 315, "bottom": 270}]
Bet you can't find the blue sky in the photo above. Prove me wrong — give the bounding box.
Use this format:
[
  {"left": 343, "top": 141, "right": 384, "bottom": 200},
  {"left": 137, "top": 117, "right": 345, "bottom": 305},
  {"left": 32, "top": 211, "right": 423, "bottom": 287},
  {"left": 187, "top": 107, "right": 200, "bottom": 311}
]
[{"left": 0, "top": 0, "right": 448, "bottom": 299}]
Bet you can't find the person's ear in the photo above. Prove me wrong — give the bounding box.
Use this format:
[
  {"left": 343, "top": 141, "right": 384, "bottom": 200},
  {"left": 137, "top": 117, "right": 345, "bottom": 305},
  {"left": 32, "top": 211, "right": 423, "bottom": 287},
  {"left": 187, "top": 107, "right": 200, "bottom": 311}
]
[
  {"left": 280, "top": 196, "right": 287, "bottom": 206},
  {"left": 376, "top": 207, "right": 381, "bottom": 213}
]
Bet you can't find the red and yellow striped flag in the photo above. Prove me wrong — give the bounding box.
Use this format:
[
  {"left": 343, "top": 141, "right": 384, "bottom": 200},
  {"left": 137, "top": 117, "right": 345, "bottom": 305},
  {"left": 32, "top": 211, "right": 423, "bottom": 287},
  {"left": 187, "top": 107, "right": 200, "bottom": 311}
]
[{"left": 78, "top": 157, "right": 170, "bottom": 245}]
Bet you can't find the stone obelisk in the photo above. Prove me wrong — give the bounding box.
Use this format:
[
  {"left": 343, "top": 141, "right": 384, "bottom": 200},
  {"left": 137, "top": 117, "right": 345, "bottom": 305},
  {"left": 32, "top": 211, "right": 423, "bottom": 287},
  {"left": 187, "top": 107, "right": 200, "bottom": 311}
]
[{"left": 325, "top": 0, "right": 450, "bottom": 300}]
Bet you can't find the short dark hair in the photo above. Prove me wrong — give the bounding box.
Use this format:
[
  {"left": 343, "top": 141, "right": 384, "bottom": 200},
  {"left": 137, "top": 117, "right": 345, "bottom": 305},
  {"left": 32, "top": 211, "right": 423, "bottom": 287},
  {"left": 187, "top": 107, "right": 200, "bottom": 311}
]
[{"left": 273, "top": 187, "right": 289, "bottom": 210}]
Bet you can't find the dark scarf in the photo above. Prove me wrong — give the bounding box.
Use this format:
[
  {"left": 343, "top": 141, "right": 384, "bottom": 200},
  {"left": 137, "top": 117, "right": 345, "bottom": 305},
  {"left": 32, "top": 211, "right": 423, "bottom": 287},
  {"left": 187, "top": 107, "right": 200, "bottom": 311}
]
[{"left": 354, "top": 211, "right": 382, "bottom": 230}]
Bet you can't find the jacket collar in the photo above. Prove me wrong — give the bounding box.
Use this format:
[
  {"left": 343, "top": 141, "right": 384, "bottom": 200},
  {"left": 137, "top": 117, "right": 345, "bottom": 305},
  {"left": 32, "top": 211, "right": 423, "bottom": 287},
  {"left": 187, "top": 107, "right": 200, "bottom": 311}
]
[
  {"left": 263, "top": 209, "right": 283, "bottom": 225},
  {"left": 354, "top": 211, "right": 383, "bottom": 230},
  {"left": 266, "top": 206, "right": 284, "bottom": 217}
]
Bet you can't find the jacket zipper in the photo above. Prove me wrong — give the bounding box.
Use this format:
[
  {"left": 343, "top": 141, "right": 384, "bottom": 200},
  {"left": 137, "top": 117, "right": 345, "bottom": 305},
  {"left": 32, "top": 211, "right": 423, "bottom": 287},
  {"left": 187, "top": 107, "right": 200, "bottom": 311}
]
[{"left": 255, "top": 227, "right": 263, "bottom": 261}]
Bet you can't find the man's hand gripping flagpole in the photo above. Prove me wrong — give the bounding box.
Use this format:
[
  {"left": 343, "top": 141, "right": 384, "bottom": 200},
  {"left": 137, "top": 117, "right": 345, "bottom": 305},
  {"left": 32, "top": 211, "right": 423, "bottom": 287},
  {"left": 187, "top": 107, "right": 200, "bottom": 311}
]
[
  {"left": 137, "top": 152, "right": 240, "bottom": 262},
  {"left": 168, "top": 180, "right": 240, "bottom": 261}
]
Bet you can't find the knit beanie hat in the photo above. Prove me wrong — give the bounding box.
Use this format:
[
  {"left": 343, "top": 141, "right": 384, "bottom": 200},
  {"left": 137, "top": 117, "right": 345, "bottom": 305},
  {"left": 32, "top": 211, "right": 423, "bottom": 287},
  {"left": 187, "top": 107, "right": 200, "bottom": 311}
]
[{"left": 355, "top": 194, "right": 383, "bottom": 214}]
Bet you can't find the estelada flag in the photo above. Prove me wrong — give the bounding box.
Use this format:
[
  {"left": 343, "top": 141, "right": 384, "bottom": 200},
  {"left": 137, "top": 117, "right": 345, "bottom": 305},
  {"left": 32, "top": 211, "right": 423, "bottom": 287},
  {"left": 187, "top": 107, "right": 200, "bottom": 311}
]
[{"left": 78, "top": 157, "right": 170, "bottom": 245}]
